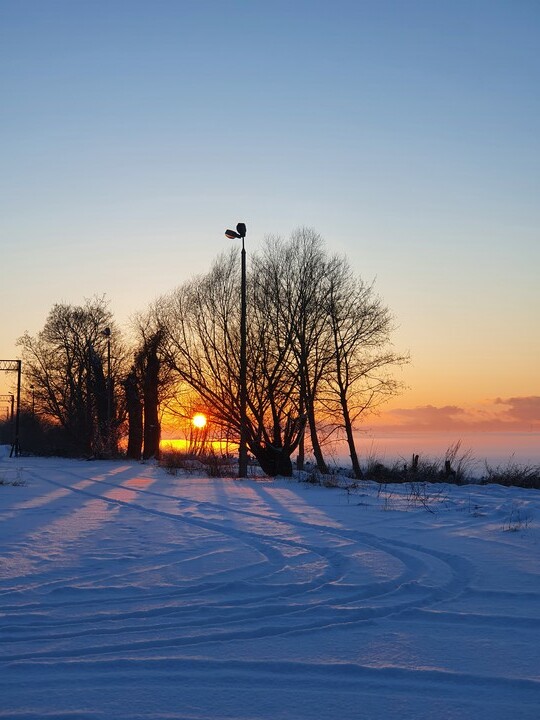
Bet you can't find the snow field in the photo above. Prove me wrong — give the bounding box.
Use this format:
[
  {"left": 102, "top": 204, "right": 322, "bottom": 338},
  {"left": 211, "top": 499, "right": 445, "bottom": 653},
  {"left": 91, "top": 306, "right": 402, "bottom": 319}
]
[{"left": 0, "top": 453, "right": 539, "bottom": 719}]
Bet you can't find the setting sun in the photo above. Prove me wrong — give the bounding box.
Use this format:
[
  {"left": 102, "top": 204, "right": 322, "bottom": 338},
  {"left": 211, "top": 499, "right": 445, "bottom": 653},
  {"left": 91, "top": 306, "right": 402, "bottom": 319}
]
[{"left": 192, "top": 413, "right": 207, "bottom": 429}]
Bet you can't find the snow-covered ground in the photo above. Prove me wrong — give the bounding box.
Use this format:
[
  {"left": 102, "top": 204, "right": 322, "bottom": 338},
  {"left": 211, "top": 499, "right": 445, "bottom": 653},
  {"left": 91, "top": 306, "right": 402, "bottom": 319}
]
[{"left": 1, "top": 450, "right": 539, "bottom": 719}]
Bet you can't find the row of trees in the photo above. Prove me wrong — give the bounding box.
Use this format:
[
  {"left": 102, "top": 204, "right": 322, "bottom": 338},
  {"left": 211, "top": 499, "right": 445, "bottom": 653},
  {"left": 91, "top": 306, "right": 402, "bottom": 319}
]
[
  {"left": 17, "top": 298, "right": 120, "bottom": 456},
  {"left": 14, "top": 229, "right": 407, "bottom": 476},
  {"left": 16, "top": 298, "right": 162, "bottom": 460}
]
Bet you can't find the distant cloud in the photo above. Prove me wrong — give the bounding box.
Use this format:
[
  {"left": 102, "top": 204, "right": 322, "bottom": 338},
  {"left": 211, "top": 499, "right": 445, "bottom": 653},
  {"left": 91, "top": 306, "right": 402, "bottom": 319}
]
[
  {"left": 388, "top": 405, "right": 467, "bottom": 430},
  {"left": 494, "top": 396, "right": 540, "bottom": 424},
  {"left": 373, "top": 397, "right": 540, "bottom": 432}
]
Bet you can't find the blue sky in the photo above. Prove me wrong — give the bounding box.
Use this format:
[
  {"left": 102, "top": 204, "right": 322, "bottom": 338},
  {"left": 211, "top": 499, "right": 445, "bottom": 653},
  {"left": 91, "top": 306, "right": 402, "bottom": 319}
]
[{"left": 1, "top": 0, "right": 539, "bottom": 428}]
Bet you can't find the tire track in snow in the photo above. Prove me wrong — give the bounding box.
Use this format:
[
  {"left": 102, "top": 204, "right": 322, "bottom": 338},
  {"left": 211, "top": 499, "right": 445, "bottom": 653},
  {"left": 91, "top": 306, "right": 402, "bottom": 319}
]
[
  {"left": 1, "top": 657, "right": 538, "bottom": 719},
  {"left": 0, "top": 464, "right": 478, "bottom": 665}
]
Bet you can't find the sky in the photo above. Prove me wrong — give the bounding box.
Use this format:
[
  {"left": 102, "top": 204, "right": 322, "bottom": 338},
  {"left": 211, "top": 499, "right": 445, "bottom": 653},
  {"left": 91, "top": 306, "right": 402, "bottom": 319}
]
[{"left": 1, "top": 0, "right": 539, "bottom": 439}]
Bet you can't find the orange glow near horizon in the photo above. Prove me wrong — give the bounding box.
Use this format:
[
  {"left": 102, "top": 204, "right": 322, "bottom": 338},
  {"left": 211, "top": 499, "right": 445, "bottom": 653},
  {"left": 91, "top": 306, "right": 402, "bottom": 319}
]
[{"left": 161, "top": 438, "right": 233, "bottom": 454}]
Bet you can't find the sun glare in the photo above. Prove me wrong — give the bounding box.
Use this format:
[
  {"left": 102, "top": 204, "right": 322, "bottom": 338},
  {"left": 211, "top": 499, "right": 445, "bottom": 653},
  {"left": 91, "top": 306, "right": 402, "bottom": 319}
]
[{"left": 192, "top": 413, "right": 207, "bottom": 429}]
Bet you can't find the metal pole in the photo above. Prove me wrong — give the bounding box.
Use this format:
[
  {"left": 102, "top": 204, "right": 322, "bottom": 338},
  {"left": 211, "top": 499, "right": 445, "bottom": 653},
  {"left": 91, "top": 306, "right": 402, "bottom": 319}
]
[
  {"left": 104, "top": 328, "right": 112, "bottom": 456},
  {"left": 10, "top": 361, "right": 21, "bottom": 457},
  {"left": 239, "top": 237, "right": 248, "bottom": 478},
  {"left": 107, "top": 334, "right": 111, "bottom": 453}
]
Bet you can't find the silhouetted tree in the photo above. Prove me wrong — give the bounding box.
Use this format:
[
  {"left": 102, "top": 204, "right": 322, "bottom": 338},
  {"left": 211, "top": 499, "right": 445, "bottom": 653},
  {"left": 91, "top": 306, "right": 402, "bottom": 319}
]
[
  {"left": 264, "top": 229, "right": 338, "bottom": 473},
  {"left": 140, "top": 331, "right": 162, "bottom": 460},
  {"left": 17, "top": 297, "right": 124, "bottom": 456},
  {"left": 157, "top": 252, "right": 305, "bottom": 476},
  {"left": 88, "top": 344, "right": 108, "bottom": 452},
  {"left": 323, "top": 260, "right": 408, "bottom": 478},
  {"left": 123, "top": 367, "right": 143, "bottom": 460},
  {"left": 127, "top": 310, "right": 176, "bottom": 462}
]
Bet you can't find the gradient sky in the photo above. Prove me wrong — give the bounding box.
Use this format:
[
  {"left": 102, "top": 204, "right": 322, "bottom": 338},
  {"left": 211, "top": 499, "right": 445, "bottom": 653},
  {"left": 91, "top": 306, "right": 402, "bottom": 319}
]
[{"left": 1, "top": 0, "right": 539, "bottom": 434}]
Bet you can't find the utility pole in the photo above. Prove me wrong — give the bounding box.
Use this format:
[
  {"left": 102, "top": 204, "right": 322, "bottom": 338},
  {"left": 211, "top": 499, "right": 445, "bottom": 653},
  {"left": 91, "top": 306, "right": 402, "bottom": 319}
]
[{"left": 1, "top": 360, "right": 22, "bottom": 457}]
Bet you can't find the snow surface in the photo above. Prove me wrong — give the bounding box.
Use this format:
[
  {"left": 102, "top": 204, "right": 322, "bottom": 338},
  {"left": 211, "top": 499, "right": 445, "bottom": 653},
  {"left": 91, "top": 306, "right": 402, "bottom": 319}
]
[{"left": 1, "top": 449, "right": 539, "bottom": 719}]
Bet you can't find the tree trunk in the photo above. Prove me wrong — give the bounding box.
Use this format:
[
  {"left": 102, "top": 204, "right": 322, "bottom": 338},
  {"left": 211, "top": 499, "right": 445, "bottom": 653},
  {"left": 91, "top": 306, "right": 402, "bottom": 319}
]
[
  {"left": 88, "top": 345, "right": 108, "bottom": 454},
  {"left": 85, "top": 364, "right": 94, "bottom": 456},
  {"left": 306, "top": 401, "right": 328, "bottom": 474},
  {"left": 251, "top": 444, "right": 293, "bottom": 477},
  {"left": 341, "top": 395, "right": 362, "bottom": 479},
  {"left": 143, "top": 346, "right": 160, "bottom": 460},
  {"left": 296, "top": 381, "right": 305, "bottom": 471},
  {"left": 124, "top": 370, "right": 143, "bottom": 460},
  {"left": 296, "top": 432, "right": 305, "bottom": 472}
]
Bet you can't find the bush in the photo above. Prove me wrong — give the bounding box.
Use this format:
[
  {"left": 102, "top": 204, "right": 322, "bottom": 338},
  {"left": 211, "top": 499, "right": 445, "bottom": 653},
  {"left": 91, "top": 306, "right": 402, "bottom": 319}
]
[
  {"left": 482, "top": 459, "right": 540, "bottom": 489},
  {"left": 362, "top": 442, "right": 476, "bottom": 486},
  {"left": 159, "top": 449, "right": 203, "bottom": 475},
  {"left": 204, "top": 450, "right": 236, "bottom": 478},
  {"left": 366, "top": 459, "right": 406, "bottom": 483},
  {"left": 0, "top": 412, "right": 87, "bottom": 457},
  {"left": 359, "top": 444, "right": 539, "bottom": 490},
  {"left": 159, "top": 449, "right": 236, "bottom": 478}
]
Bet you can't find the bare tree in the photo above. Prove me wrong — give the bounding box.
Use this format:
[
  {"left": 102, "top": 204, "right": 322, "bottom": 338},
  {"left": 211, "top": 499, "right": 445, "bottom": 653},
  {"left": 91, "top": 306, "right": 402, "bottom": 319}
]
[
  {"left": 275, "top": 229, "right": 340, "bottom": 473},
  {"left": 158, "top": 251, "right": 305, "bottom": 476},
  {"left": 17, "top": 297, "right": 124, "bottom": 456},
  {"left": 125, "top": 308, "right": 181, "bottom": 461},
  {"left": 123, "top": 366, "right": 143, "bottom": 460},
  {"left": 140, "top": 331, "right": 162, "bottom": 460},
  {"left": 322, "top": 259, "right": 408, "bottom": 478}
]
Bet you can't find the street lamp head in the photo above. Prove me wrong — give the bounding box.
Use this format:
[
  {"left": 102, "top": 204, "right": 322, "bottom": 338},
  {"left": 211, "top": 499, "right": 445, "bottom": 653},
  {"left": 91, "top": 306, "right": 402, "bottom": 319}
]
[
  {"left": 225, "top": 223, "right": 247, "bottom": 240},
  {"left": 103, "top": 327, "right": 111, "bottom": 338}
]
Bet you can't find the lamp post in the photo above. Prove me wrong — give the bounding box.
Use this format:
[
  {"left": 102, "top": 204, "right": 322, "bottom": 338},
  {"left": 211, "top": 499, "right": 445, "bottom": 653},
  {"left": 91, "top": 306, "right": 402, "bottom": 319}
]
[
  {"left": 30, "top": 385, "right": 35, "bottom": 415},
  {"left": 103, "top": 327, "right": 112, "bottom": 455},
  {"left": 225, "top": 222, "right": 248, "bottom": 478}
]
